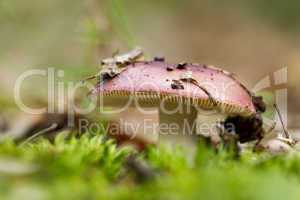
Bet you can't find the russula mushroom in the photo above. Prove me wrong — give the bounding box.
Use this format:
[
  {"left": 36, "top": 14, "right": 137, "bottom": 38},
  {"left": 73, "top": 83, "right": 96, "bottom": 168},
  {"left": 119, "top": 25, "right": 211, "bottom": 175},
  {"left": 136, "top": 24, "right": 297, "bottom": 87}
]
[{"left": 90, "top": 59, "right": 263, "bottom": 147}]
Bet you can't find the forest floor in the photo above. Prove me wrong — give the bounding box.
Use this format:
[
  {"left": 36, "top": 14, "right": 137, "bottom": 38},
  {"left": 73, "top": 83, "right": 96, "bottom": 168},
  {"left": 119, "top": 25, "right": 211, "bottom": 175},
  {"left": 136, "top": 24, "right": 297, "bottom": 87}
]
[{"left": 1, "top": 132, "right": 300, "bottom": 200}]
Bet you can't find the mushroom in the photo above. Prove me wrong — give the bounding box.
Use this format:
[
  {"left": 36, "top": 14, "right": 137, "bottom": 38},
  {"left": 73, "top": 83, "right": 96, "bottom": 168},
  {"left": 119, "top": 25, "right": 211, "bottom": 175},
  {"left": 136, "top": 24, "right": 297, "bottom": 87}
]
[{"left": 90, "top": 59, "right": 261, "bottom": 148}]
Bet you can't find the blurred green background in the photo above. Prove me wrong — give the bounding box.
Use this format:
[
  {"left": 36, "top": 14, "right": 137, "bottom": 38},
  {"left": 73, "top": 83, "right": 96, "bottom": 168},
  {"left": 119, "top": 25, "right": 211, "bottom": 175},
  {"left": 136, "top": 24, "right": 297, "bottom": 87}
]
[{"left": 0, "top": 0, "right": 299, "bottom": 127}]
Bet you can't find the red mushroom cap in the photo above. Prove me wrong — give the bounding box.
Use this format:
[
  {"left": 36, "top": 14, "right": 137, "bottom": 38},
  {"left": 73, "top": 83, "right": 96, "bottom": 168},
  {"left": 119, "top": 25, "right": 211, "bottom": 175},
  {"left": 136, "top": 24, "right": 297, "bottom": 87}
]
[{"left": 91, "top": 61, "right": 256, "bottom": 116}]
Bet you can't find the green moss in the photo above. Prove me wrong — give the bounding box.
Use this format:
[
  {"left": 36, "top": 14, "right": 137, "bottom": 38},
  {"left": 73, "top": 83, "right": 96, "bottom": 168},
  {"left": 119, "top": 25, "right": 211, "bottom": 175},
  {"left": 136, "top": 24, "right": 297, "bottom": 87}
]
[{"left": 1, "top": 131, "right": 300, "bottom": 200}]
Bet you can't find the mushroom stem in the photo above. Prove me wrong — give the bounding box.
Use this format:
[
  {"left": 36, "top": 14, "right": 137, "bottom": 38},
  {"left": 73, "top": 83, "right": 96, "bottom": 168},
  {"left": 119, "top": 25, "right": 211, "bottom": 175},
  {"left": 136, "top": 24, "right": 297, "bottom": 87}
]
[
  {"left": 103, "top": 106, "right": 159, "bottom": 145},
  {"left": 158, "top": 103, "right": 198, "bottom": 146},
  {"left": 196, "top": 112, "right": 227, "bottom": 147}
]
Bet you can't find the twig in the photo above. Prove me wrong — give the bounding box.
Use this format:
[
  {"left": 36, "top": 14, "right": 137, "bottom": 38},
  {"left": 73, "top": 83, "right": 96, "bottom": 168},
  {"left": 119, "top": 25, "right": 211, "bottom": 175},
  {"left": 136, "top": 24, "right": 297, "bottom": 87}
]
[
  {"left": 80, "top": 75, "right": 98, "bottom": 84},
  {"left": 19, "top": 123, "right": 58, "bottom": 147},
  {"left": 181, "top": 78, "right": 218, "bottom": 107},
  {"left": 273, "top": 104, "right": 290, "bottom": 139}
]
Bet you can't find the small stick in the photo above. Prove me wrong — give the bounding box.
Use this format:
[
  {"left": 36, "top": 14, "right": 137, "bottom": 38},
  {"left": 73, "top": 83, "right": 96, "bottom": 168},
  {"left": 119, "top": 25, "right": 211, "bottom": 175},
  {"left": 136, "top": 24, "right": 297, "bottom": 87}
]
[
  {"left": 181, "top": 78, "right": 218, "bottom": 107},
  {"left": 277, "top": 136, "right": 295, "bottom": 145},
  {"left": 266, "top": 121, "right": 276, "bottom": 134},
  {"left": 273, "top": 103, "right": 290, "bottom": 139},
  {"left": 80, "top": 75, "right": 98, "bottom": 84},
  {"left": 112, "top": 49, "right": 120, "bottom": 57},
  {"left": 19, "top": 123, "right": 58, "bottom": 147}
]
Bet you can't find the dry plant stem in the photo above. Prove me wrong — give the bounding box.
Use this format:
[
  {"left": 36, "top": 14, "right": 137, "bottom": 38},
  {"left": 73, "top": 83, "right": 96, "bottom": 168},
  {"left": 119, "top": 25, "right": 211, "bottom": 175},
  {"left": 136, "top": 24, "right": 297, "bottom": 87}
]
[
  {"left": 181, "top": 78, "right": 218, "bottom": 107},
  {"left": 273, "top": 103, "right": 290, "bottom": 139},
  {"left": 81, "top": 75, "right": 97, "bottom": 84},
  {"left": 277, "top": 136, "right": 295, "bottom": 144},
  {"left": 19, "top": 123, "right": 58, "bottom": 147},
  {"left": 266, "top": 121, "right": 276, "bottom": 134}
]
